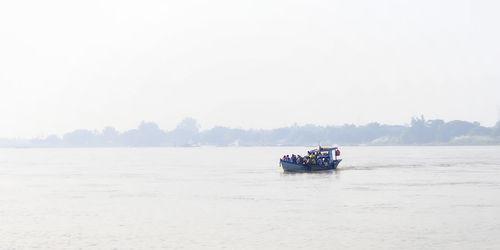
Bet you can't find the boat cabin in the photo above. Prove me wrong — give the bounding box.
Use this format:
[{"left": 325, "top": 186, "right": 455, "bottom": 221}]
[{"left": 311, "top": 146, "right": 340, "bottom": 164}]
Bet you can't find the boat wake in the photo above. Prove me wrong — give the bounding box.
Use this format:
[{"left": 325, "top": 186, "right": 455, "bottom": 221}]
[{"left": 337, "top": 163, "right": 425, "bottom": 171}]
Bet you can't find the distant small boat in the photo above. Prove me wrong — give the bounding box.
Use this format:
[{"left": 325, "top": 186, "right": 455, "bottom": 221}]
[{"left": 280, "top": 146, "right": 342, "bottom": 172}]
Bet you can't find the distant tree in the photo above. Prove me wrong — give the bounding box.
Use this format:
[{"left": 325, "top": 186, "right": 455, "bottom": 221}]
[
  {"left": 101, "top": 126, "right": 119, "bottom": 146},
  {"left": 119, "top": 122, "right": 167, "bottom": 146},
  {"left": 493, "top": 121, "right": 500, "bottom": 138},
  {"left": 400, "top": 116, "right": 434, "bottom": 144},
  {"left": 137, "top": 122, "right": 167, "bottom": 146},
  {"left": 168, "top": 118, "right": 200, "bottom": 146},
  {"left": 439, "top": 120, "right": 478, "bottom": 141},
  {"left": 63, "top": 129, "right": 100, "bottom": 146},
  {"left": 200, "top": 126, "right": 245, "bottom": 146},
  {"left": 467, "top": 126, "right": 493, "bottom": 136},
  {"left": 44, "top": 135, "right": 61, "bottom": 146}
]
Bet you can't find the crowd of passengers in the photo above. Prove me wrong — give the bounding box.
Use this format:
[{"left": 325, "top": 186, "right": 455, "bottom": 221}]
[{"left": 281, "top": 151, "right": 330, "bottom": 167}]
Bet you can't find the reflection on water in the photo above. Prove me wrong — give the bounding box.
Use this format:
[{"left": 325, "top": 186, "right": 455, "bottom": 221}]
[{"left": 0, "top": 146, "right": 499, "bottom": 249}]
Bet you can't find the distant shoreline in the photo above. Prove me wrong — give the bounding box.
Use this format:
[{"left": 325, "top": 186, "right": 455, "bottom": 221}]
[{"left": 1, "top": 117, "right": 499, "bottom": 148}]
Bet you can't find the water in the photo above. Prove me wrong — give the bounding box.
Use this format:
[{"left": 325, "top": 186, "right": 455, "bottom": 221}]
[{"left": 1, "top": 146, "right": 499, "bottom": 249}]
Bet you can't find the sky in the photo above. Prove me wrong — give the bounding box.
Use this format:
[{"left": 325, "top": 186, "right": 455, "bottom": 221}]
[{"left": 1, "top": 0, "right": 499, "bottom": 138}]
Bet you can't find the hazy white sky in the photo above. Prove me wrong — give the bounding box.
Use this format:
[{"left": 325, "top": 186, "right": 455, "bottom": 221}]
[{"left": 1, "top": 0, "right": 499, "bottom": 137}]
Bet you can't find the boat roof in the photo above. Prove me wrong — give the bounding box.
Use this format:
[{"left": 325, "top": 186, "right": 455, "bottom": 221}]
[{"left": 311, "top": 146, "right": 338, "bottom": 152}]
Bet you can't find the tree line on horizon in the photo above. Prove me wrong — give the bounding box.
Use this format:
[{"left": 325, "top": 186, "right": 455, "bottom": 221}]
[{"left": 1, "top": 116, "right": 500, "bottom": 147}]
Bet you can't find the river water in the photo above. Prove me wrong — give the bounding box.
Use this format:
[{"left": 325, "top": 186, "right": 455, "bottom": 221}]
[{"left": 0, "top": 146, "right": 499, "bottom": 249}]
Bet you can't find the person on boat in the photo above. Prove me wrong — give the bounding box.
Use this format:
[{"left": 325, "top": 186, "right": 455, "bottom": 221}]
[
  {"left": 291, "top": 154, "right": 296, "bottom": 163},
  {"left": 282, "top": 155, "right": 286, "bottom": 161},
  {"left": 317, "top": 158, "right": 323, "bottom": 166},
  {"left": 311, "top": 157, "right": 316, "bottom": 165}
]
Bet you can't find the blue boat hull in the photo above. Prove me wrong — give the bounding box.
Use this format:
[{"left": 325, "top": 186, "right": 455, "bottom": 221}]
[{"left": 280, "top": 159, "right": 341, "bottom": 172}]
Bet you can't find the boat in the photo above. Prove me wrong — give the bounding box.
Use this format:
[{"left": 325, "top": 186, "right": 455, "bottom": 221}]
[{"left": 280, "top": 146, "right": 342, "bottom": 172}]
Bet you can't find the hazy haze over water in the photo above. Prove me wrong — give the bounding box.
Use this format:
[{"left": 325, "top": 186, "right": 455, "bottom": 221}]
[
  {"left": 1, "top": 146, "right": 499, "bottom": 249},
  {"left": 1, "top": 0, "right": 499, "bottom": 137}
]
